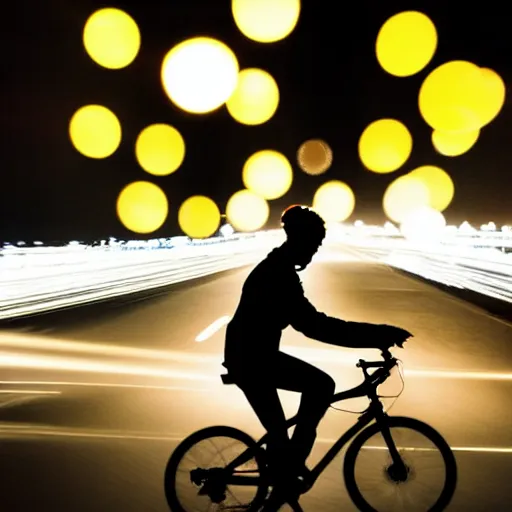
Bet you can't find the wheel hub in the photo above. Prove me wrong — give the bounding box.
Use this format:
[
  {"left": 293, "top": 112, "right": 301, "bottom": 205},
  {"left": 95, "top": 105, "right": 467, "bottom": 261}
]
[{"left": 385, "top": 462, "right": 411, "bottom": 483}]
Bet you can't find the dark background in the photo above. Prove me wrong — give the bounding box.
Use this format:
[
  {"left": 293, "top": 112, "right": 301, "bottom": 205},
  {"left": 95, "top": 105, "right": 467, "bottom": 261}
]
[{"left": 2, "top": 0, "right": 511, "bottom": 243}]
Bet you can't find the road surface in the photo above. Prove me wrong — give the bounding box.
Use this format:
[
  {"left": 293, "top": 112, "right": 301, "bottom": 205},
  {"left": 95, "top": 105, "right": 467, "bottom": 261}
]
[{"left": 0, "top": 246, "right": 511, "bottom": 511}]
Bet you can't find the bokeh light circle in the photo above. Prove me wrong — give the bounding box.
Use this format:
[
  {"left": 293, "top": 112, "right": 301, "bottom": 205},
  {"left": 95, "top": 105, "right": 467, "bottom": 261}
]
[
  {"left": 419, "top": 60, "right": 488, "bottom": 132},
  {"left": 135, "top": 124, "right": 185, "bottom": 176},
  {"left": 400, "top": 206, "right": 447, "bottom": 244},
  {"left": 358, "top": 119, "right": 413, "bottom": 173},
  {"left": 297, "top": 139, "right": 333, "bottom": 175},
  {"left": 475, "top": 68, "right": 506, "bottom": 126},
  {"left": 383, "top": 174, "right": 430, "bottom": 223},
  {"left": 226, "top": 68, "right": 280, "bottom": 125},
  {"left": 117, "top": 181, "right": 168, "bottom": 234},
  {"left": 312, "top": 181, "right": 355, "bottom": 223},
  {"left": 69, "top": 105, "right": 121, "bottom": 159},
  {"left": 407, "top": 165, "right": 454, "bottom": 212},
  {"left": 178, "top": 196, "right": 221, "bottom": 239},
  {"left": 161, "top": 37, "right": 239, "bottom": 114},
  {"left": 242, "top": 150, "right": 293, "bottom": 200},
  {"left": 376, "top": 11, "right": 437, "bottom": 77},
  {"left": 232, "top": 0, "right": 301, "bottom": 43},
  {"left": 226, "top": 189, "right": 270, "bottom": 232},
  {"left": 83, "top": 8, "right": 140, "bottom": 69},
  {"left": 432, "top": 129, "right": 479, "bottom": 157}
]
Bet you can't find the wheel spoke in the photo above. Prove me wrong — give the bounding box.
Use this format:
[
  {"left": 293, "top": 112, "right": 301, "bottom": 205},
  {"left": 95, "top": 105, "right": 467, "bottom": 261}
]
[
  {"left": 165, "top": 427, "right": 269, "bottom": 512},
  {"left": 344, "top": 417, "right": 457, "bottom": 512}
]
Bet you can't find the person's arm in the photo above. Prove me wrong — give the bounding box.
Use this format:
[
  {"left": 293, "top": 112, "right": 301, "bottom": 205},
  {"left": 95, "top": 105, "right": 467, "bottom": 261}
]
[{"left": 288, "top": 279, "right": 387, "bottom": 349}]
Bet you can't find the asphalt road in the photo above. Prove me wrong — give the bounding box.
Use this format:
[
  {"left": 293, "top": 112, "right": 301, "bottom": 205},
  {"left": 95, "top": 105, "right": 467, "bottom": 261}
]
[{"left": 1, "top": 246, "right": 511, "bottom": 511}]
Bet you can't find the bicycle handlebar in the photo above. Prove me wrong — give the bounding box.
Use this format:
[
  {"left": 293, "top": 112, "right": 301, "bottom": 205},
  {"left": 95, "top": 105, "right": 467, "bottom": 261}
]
[
  {"left": 356, "top": 348, "right": 395, "bottom": 370},
  {"left": 351, "top": 348, "right": 405, "bottom": 394}
]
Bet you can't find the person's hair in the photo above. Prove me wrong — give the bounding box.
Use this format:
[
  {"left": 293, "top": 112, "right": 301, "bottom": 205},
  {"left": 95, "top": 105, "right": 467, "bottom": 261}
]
[{"left": 281, "top": 205, "right": 326, "bottom": 242}]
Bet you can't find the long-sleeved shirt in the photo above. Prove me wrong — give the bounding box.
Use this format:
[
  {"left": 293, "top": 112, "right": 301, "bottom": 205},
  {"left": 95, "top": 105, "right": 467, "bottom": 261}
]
[{"left": 224, "top": 245, "right": 381, "bottom": 370}]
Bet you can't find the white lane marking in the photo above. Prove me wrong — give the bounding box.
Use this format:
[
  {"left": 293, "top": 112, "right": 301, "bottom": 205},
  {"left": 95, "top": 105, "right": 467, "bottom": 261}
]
[{"left": 195, "top": 316, "right": 231, "bottom": 342}]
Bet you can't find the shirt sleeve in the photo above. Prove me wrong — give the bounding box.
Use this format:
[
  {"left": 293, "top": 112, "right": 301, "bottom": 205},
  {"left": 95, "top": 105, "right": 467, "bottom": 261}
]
[{"left": 288, "top": 275, "right": 381, "bottom": 348}]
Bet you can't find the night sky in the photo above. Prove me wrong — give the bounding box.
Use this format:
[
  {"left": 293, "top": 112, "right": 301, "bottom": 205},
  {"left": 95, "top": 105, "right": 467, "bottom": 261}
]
[{"left": 2, "top": 0, "right": 511, "bottom": 243}]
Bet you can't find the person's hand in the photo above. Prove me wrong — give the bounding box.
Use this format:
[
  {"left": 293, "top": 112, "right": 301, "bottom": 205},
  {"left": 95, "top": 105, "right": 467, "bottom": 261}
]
[{"left": 377, "top": 324, "right": 413, "bottom": 349}]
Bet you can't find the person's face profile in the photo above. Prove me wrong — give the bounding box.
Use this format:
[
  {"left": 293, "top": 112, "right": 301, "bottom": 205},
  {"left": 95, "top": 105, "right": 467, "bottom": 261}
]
[{"left": 292, "top": 237, "right": 323, "bottom": 269}]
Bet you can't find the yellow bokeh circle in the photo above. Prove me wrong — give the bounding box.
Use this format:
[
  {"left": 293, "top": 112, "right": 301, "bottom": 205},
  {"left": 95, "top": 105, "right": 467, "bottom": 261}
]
[
  {"left": 161, "top": 37, "right": 239, "bottom": 114},
  {"left": 297, "top": 139, "right": 333, "bottom": 175},
  {"left": 383, "top": 174, "right": 430, "bottom": 223},
  {"left": 232, "top": 0, "right": 301, "bottom": 43},
  {"left": 407, "top": 165, "right": 454, "bottom": 212},
  {"left": 83, "top": 8, "right": 141, "bottom": 69},
  {"left": 178, "top": 196, "right": 221, "bottom": 239},
  {"left": 312, "top": 181, "right": 355, "bottom": 223},
  {"left": 135, "top": 124, "right": 185, "bottom": 176},
  {"left": 242, "top": 150, "right": 293, "bottom": 200},
  {"left": 69, "top": 105, "right": 122, "bottom": 159},
  {"left": 117, "top": 181, "right": 168, "bottom": 234},
  {"left": 476, "top": 67, "right": 506, "bottom": 126},
  {"left": 432, "top": 129, "right": 479, "bottom": 157},
  {"left": 226, "top": 189, "right": 270, "bottom": 232},
  {"left": 376, "top": 11, "right": 437, "bottom": 77},
  {"left": 418, "top": 60, "right": 493, "bottom": 133},
  {"left": 358, "top": 119, "right": 413, "bottom": 173},
  {"left": 226, "top": 68, "right": 280, "bottom": 125}
]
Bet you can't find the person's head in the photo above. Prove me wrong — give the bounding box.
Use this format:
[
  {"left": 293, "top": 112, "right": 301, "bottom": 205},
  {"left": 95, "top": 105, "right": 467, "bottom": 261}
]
[{"left": 281, "top": 205, "right": 326, "bottom": 270}]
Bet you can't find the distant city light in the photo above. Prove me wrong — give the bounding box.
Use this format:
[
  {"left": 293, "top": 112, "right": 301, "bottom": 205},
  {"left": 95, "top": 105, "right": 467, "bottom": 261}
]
[{"left": 220, "top": 224, "right": 235, "bottom": 237}]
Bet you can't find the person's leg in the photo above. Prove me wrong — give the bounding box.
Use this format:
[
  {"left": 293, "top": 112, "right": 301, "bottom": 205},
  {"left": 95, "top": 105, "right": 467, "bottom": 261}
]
[
  {"left": 235, "top": 378, "right": 291, "bottom": 478},
  {"left": 271, "top": 352, "right": 336, "bottom": 472}
]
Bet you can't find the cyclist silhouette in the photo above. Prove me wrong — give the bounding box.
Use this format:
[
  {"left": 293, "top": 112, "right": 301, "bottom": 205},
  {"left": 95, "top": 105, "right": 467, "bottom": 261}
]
[{"left": 222, "top": 205, "right": 412, "bottom": 509}]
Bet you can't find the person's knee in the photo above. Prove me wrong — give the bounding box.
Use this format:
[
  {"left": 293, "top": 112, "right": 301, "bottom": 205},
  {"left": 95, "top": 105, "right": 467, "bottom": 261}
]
[{"left": 315, "top": 372, "right": 336, "bottom": 401}]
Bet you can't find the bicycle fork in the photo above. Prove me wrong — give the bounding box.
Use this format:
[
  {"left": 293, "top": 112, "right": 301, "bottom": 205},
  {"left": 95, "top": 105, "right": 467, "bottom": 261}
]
[{"left": 372, "top": 403, "right": 409, "bottom": 482}]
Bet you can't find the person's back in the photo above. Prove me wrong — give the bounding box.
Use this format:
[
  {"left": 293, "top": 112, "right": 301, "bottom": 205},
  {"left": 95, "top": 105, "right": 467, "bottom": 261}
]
[{"left": 224, "top": 245, "right": 305, "bottom": 367}]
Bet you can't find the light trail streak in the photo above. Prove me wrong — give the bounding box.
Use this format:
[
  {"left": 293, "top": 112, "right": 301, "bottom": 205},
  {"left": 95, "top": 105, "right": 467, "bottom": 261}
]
[
  {"left": 0, "top": 381, "right": 210, "bottom": 393},
  {"left": 0, "top": 332, "right": 221, "bottom": 363},
  {"left": 0, "top": 425, "right": 509, "bottom": 454},
  {"left": 0, "top": 424, "right": 184, "bottom": 442},
  {"left": 403, "top": 369, "right": 512, "bottom": 381},
  {"left": 1, "top": 229, "right": 510, "bottom": 320},
  {"left": 0, "top": 390, "right": 61, "bottom": 395},
  {"left": 315, "top": 441, "right": 512, "bottom": 454},
  {"left": 0, "top": 354, "right": 216, "bottom": 382}
]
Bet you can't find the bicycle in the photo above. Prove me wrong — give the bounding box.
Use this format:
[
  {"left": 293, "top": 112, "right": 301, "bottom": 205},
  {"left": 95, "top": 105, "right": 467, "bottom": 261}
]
[{"left": 164, "top": 348, "right": 457, "bottom": 511}]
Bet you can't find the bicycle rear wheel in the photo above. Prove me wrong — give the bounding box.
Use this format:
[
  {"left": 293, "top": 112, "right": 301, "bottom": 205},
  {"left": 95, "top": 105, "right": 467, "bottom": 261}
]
[
  {"left": 164, "top": 425, "right": 269, "bottom": 511},
  {"left": 343, "top": 416, "right": 457, "bottom": 512}
]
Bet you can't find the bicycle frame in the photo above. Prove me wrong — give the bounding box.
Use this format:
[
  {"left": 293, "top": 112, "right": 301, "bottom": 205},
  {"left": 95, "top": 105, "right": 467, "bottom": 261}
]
[{"left": 223, "top": 360, "right": 399, "bottom": 489}]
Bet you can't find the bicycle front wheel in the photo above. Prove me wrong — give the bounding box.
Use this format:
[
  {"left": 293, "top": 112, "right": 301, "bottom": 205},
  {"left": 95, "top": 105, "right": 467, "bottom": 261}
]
[
  {"left": 164, "top": 425, "right": 269, "bottom": 512},
  {"left": 343, "top": 416, "right": 457, "bottom": 512}
]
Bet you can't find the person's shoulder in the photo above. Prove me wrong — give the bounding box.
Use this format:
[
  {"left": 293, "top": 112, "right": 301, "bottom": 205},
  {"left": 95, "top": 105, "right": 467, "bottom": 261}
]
[{"left": 249, "top": 248, "right": 289, "bottom": 278}]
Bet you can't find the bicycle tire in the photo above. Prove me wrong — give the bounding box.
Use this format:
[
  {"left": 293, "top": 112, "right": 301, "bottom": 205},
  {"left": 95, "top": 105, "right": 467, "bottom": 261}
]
[
  {"left": 164, "top": 425, "right": 269, "bottom": 512},
  {"left": 343, "top": 416, "right": 457, "bottom": 512}
]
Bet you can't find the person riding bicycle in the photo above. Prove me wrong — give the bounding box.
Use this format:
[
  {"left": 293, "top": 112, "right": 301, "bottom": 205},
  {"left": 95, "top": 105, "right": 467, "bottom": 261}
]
[{"left": 222, "top": 205, "right": 412, "bottom": 508}]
